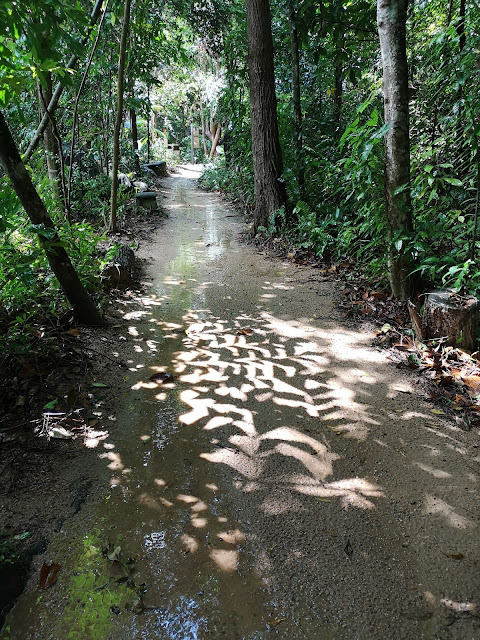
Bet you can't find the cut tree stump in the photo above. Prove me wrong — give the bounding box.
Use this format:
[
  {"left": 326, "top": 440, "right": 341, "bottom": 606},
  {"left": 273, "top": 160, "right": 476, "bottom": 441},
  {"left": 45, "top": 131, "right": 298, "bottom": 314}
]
[
  {"left": 145, "top": 161, "right": 168, "bottom": 177},
  {"left": 135, "top": 191, "right": 158, "bottom": 212},
  {"left": 422, "top": 289, "right": 479, "bottom": 351},
  {"left": 101, "top": 244, "right": 135, "bottom": 288}
]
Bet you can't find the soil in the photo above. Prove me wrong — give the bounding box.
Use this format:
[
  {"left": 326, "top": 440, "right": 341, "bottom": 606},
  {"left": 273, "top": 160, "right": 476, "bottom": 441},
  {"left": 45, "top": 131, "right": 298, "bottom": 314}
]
[{"left": 1, "top": 166, "right": 479, "bottom": 639}]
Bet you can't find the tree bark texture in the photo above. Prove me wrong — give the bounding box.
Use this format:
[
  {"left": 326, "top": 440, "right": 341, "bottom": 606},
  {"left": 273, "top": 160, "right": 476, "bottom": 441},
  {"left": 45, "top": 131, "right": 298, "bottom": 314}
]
[
  {"left": 130, "top": 106, "right": 140, "bottom": 172},
  {"left": 377, "top": 0, "right": 413, "bottom": 300},
  {"left": 109, "top": 0, "right": 132, "bottom": 232},
  {"left": 0, "top": 112, "right": 103, "bottom": 325},
  {"left": 422, "top": 290, "right": 479, "bottom": 351},
  {"left": 246, "top": 0, "right": 287, "bottom": 232},
  {"left": 37, "top": 77, "right": 60, "bottom": 191},
  {"left": 288, "top": 0, "right": 305, "bottom": 198}
]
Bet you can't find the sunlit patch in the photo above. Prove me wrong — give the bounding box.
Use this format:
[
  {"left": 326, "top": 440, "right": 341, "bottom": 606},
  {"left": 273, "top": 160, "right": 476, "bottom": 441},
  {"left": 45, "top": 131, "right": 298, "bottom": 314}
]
[
  {"left": 128, "top": 326, "right": 139, "bottom": 337},
  {"left": 190, "top": 516, "right": 208, "bottom": 528},
  {"left": 217, "top": 529, "right": 245, "bottom": 544},
  {"left": 100, "top": 451, "right": 124, "bottom": 471},
  {"left": 254, "top": 391, "right": 273, "bottom": 402},
  {"left": 413, "top": 462, "right": 451, "bottom": 479},
  {"left": 204, "top": 416, "right": 233, "bottom": 431},
  {"left": 177, "top": 494, "right": 199, "bottom": 504},
  {"left": 154, "top": 478, "right": 166, "bottom": 486},
  {"left": 205, "top": 483, "right": 219, "bottom": 491},
  {"left": 140, "top": 435, "right": 151, "bottom": 442},
  {"left": 138, "top": 493, "right": 161, "bottom": 511},
  {"left": 191, "top": 500, "right": 208, "bottom": 513},
  {"left": 159, "top": 497, "right": 174, "bottom": 507},
  {"left": 181, "top": 534, "right": 199, "bottom": 554},
  {"left": 441, "top": 599, "right": 476, "bottom": 613},
  {"left": 304, "top": 379, "right": 323, "bottom": 390},
  {"left": 424, "top": 495, "right": 474, "bottom": 529},
  {"left": 155, "top": 392, "right": 167, "bottom": 401},
  {"left": 201, "top": 449, "right": 261, "bottom": 479},
  {"left": 131, "top": 380, "right": 158, "bottom": 390},
  {"left": 210, "top": 548, "right": 238, "bottom": 572}
]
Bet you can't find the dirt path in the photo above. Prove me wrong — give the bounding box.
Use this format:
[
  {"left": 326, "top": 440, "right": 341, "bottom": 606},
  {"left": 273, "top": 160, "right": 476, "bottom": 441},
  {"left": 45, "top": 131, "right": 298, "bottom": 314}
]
[{"left": 3, "top": 166, "right": 479, "bottom": 640}]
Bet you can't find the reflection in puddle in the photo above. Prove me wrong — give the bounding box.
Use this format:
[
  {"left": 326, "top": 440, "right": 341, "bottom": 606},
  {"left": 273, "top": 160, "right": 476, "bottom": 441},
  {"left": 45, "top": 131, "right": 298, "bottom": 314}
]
[{"left": 144, "top": 530, "right": 167, "bottom": 551}]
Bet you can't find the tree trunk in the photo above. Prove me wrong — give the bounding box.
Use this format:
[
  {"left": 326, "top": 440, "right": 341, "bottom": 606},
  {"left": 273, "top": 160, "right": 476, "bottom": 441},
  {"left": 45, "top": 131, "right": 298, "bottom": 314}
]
[
  {"left": 37, "top": 76, "right": 61, "bottom": 193},
  {"left": 333, "top": 0, "right": 344, "bottom": 142},
  {"left": 246, "top": 0, "right": 287, "bottom": 232},
  {"left": 23, "top": 0, "right": 104, "bottom": 163},
  {"left": 0, "top": 112, "right": 104, "bottom": 325},
  {"left": 109, "top": 0, "right": 132, "bottom": 232},
  {"left": 377, "top": 0, "right": 413, "bottom": 300},
  {"left": 288, "top": 0, "right": 304, "bottom": 198},
  {"left": 130, "top": 106, "right": 140, "bottom": 172},
  {"left": 209, "top": 122, "right": 222, "bottom": 159}
]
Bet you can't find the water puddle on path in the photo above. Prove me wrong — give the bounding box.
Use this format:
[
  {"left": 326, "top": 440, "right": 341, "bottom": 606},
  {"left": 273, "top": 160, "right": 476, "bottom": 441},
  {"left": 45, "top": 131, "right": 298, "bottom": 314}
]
[{"left": 3, "top": 167, "right": 343, "bottom": 640}]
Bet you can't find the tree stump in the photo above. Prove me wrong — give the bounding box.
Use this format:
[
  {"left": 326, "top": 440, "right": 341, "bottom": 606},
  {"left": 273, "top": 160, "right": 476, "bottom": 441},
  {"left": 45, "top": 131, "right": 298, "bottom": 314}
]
[
  {"left": 422, "top": 290, "right": 479, "bottom": 350},
  {"left": 101, "top": 244, "right": 135, "bottom": 288},
  {"left": 145, "top": 161, "right": 168, "bottom": 177},
  {"left": 135, "top": 191, "right": 158, "bottom": 212}
]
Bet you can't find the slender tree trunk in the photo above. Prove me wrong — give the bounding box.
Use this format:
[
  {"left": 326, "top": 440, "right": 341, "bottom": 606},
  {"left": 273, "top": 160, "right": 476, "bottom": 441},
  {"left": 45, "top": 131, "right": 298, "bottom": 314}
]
[
  {"left": 23, "top": 0, "right": 104, "bottom": 162},
  {"left": 0, "top": 112, "right": 103, "bottom": 325},
  {"left": 200, "top": 100, "right": 208, "bottom": 158},
  {"left": 333, "top": 0, "right": 344, "bottom": 141},
  {"left": 147, "top": 87, "right": 151, "bottom": 163},
  {"left": 457, "top": 0, "right": 466, "bottom": 51},
  {"left": 377, "top": 0, "right": 413, "bottom": 300},
  {"left": 67, "top": 0, "right": 109, "bottom": 212},
  {"left": 246, "top": 0, "right": 287, "bottom": 232},
  {"left": 37, "top": 76, "right": 61, "bottom": 194},
  {"left": 288, "top": 0, "right": 304, "bottom": 198},
  {"left": 130, "top": 106, "right": 140, "bottom": 172},
  {"left": 209, "top": 122, "right": 222, "bottom": 159},
  {"left": 109, "top": 0, "right": 132, "bottom": 232}
]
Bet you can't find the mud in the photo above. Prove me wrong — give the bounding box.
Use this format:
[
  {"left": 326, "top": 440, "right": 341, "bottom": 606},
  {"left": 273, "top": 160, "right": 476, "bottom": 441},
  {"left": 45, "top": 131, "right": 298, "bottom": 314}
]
[{"left": 2, "top": 166, "right": 479, "bottom": 639}]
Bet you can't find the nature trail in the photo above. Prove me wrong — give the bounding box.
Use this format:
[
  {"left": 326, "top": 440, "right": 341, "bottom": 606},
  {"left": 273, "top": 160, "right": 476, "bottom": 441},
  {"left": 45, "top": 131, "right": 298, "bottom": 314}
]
[{"left": 4, "top": 166, "right": 479, "bottom": 640}]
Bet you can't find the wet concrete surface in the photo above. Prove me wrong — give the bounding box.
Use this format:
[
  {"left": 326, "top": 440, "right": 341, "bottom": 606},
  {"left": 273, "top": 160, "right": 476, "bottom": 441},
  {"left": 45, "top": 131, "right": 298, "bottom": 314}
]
[{"left": 3, "top": 166, "right": 479, "bottom": 639}]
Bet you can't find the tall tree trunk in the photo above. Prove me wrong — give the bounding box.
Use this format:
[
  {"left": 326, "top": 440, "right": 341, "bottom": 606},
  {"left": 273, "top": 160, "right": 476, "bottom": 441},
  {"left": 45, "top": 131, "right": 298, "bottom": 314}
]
[
  {"left": 209, "top": 123, "right": 222, "bottom": 159},
  {"left": 0, "top": 112, "right": 103, "bottom": 325},
  {"left": 246, "top": 0, "right": 287, "bottom": 232},
  {"left": 130, "top": 106, "right": 140, "bottom": 172},
  {"left": 109, "top": 0, "right": 132, "bottom": 232},
  {"left": 23, "top": 0, "right": 104, "bottom": 163},
  {"left": 377, "top": 0, "right": 413, "bottom": 300},
  {"left": 200, "top": 100, "right": 208, "bottom": 158},
  {"left": 37, "top": 76, "right": 61, "bottom": 194},
  {"left": 288, "top": 0, "right": 304, "bottom": 198}
]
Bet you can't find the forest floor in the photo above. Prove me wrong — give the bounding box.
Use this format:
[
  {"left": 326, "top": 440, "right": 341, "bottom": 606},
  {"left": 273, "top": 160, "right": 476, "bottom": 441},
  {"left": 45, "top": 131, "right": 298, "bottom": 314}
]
[{"left": 1, "top": 165, "right": 479, "bottom": 639}]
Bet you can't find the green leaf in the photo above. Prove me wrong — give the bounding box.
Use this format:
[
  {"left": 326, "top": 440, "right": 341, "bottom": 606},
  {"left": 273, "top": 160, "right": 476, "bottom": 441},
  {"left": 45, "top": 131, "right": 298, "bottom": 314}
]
[{"left": 444, "top": 178, "right": 463, "bottom": 187}]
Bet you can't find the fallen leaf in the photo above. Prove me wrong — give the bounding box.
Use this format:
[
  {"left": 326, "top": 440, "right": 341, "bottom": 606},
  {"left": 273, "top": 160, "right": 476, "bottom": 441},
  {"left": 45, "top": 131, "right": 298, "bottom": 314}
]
[
  {"left": 430, "top": 409, "right": 445, "bottom": 415},
  {"left": 106, "top": 544, "right": 122, "bottom": 562},
  {"left": 236, "top": 327, "right": 252, "bottom": 336},
  {"left": 269, "top": 618, "right": 287, "bottom": 628},
  {"left": 67, "top": 328, "right": 80, "bottom": 337},
  {"left": 149, "top": 372, "right": 175, "bottom": 383},
  {"left": 92, "top": 382, "right": 109, "bottom": 388},
  {"left": 48, "top": 426, "right": 74, "bottom": 440},
  {"left": 344, "top": 539, "right": 353, "bottom": 558},
  {"left": 39, "top": 562, "right": 61, "bottom": 589},
  {"left": 317, "top": 497, "right": 331, "bottom": 502},
  {"left": 441, "top": 551, "right": 464, "bottom": 560}
]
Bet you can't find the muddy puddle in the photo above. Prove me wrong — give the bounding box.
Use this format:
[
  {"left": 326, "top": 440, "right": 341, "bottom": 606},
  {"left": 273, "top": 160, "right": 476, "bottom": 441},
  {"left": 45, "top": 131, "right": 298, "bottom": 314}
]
[{"left": 2, "top": 167, "right": 337, "bottom": 639}]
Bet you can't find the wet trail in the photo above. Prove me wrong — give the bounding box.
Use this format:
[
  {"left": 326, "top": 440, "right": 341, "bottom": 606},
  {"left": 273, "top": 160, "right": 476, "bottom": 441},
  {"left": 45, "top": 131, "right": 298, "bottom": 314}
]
[{"left": 4, "top": 167, "right": 479, "bottom": 640}]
